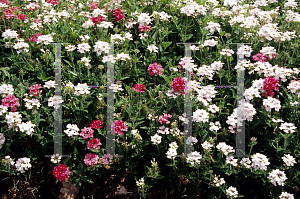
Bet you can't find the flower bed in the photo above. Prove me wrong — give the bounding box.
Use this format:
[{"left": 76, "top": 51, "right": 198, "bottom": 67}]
[{"left": 1, "top": 0, "right": 300, "bottom": 198}]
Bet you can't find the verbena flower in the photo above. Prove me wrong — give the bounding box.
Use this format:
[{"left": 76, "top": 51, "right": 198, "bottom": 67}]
[
  {"left": 87, "top": 138, "right": 102, "bottom": 150},
  {"left": 113, "top": 120, "right": 128, "bottom": 136},
  {"left": 80, "top": 127, "right": 94, "bottom": 139},
  {"left": 84, "top": 153, "right": 99, "bottom": 167},
  {"left": 132, "top": 84, "right": 146, "bottom": 93},
  {"left": 52, "top": 164, "right": 71, "bottom": 182},
  {"left": 15, "top": 157, "right": 31, "bottom": 173},
  {"left": 90, "top": 119, "right": 103, "bottom": 129},
  {"left": 148, "top": 62, "right": 164, "bottom": 76},
  {"left": 267, "top": 169, "right": 288, "bottom": 186}
]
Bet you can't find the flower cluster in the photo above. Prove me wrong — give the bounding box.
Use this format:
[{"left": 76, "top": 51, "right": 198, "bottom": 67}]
[
  {"left": 166, "top": 142, "right": 178, "bottom": 159},
  {"left": 251, "top": 153, "right": 270, "bottom": 171},
  {"left": 15, "top": 157, "right": 31, "bottom": 173},
  {"left": 263, "top": 76, "right": 281, "bottom": 97},
  {"left": 268, "top": 169, "right": 287, "bottom": 186},
  {"left": 216, "top": 142, "right": 235, "bottom": 156},
  {"left": 84, "top": 153, "right": 99, "bottom": 167},
  {"left": 158, "top": 113, "right": 172, "bottom": 124},
  {"left": 90, "top": 119, "right": 103, "bottom": 129},
  {"left": 87, "top": 138, "right": 102, "bottom": 150},
  {"left": 80, "top": 127, "right": 94, "bottom": 139},
  {"left": 113, "top": 8, "right": 125, "bottom": 23},
  {"left": 1, "top": 94, "right": 20, "bottom": 111},
  {"left": 132, "top": 84, "right": 146, "bottom": 93},
  {"left": 171, "top": 77, "right": 185, "bottom": 95},
  {"left": 52, "top": 164, "right": 71, "bottom": 182},
  {"left": 147, "top": 62, "right": 164, "bottom": 76},
  {"left": 100, "top": 154, "right": 113, "bottom": 165},
  {"left": 186, "top": 151, "right": 202, "bottom": 166},
  {"left": 114, "top": 120, "right": 128, "bottom": 136}
]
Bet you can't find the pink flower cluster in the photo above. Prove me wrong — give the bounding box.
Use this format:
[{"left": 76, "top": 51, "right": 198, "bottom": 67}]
[
  {"left": 89, "top": 16, "right": 105, "bottom": 26},
  {"left": 80, "top": 127, "right": 94, "bottom": 139},
  {"left": 113, "top": 8, "right": 125, "bottom": 23},
  {"left": 84, "top": 153, "right": 99, "bottom": 167},
  {"left": 1, "top": 95, "right": 20, "bottom": 112},
  {"left": 87, "top": 138, "right": 102, "bottom": 150},
  {"left": 158, "top": 113, "right": 172, "bottom": 124},
  {"left": 29, "top": 33, "right": 42, "bottom": 42},
  {"left": 17, "top": 14, "right": 29, "bottom": 21},
  {"left": 52, "top": 164, "right": 71, "bottom": 182},
  {"left": 87, "top": 2, "right": 98, "bottom": 9},
  {"left": 171, "top": 77, "right": 185, "bottom": 95},
  {"left": 4, "top": 7, "right": 20, "bottom": 19},
  {"left": 90, "top": 119, "right": 103, "bottom": 129},
  {"left": 252, "top": 53, "right": 276, "bottom": 62},
  {"left": 147, "top": 62, "right": 164, "bottom": 76},
  {"left": 100, "top": 154, "right": 113, "bottom": 165},
  {"left": 132, "top": 84, "right": 146, "bottom": 93},
  {"left": 29, "top": 84, "right": 42, "bottom": 97},
  {"left": 0, "top": 0, "right": 10, "bottom": 6},
  {"left": 138, "top": 25, "right": 151, "bottom": 32},
  {"left": 47, "top": 0, "right": 59, "bottom": 5},
  {"left": 263, "top": 76, "right": 281, "bottom": 97},
  {"left": 114, "top": 120, "right": 127, "bottom": 136}
]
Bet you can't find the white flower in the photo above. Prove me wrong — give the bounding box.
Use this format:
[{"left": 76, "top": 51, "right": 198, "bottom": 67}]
[
  {"left": 50, "top": 153, "right": 62, "bottom": 164},
  {"left": 65, "top": 45, "right": 77, "bottom": 52},
  {"left": 251, "top": 153, "right": 270, "bottom": 171},
  {"left": 226, "top": 155, "right": 238, "bottom": 166},
  {"left": 282, "top": 154, "right": 297, "bottom": 167},
  {"left": 260, "top": 46, "right": 277, "bottom": 59},
  {"left": 186, "top": 151, "right": 202, "bottom": 166},
  {"left": 201, "top": 141, "right": 213, "bottom": 151},
  {"left": 80, "top": 57, "right": 91, "bottom": 67},
  {"left": 79, "top": 34, "right": 90, "bottom": 41},
  {"left": 209, "top": 121, "right": 221, "bottom": 132},
  {"left": 109, "top": 83, "right": 123, "bottom": 92},
  {"left": 74, "top": 83, "right": 90, "bottom": 96},
  {"left": 97, "top": 93, "right": 103, "bottom": 101},
  {"left": 0, "top": 133, "right": 5, "bottom": 146},
  {"left": 36, "top": 34, "right": 53, "bottom": 45},
  {"left": 205, "top": 21, "right": 221, "bottom": 33},
  {"left": 186, "top": 136, "right": 198, "bottom": 145},
  {"left": 151, "top": 133, "right": 162, "bottom": 145},
  {"left": 2, "top": 29, "right": 19, "bottom": 40},
  {"left": 190, "top": 45, "right": 199, "bottom": 51},
  {"left": 136, "top": 177, "right": 145, "bottom": 189},
  {"left": 239, "top": 157, "right": 251, "bottom": 169},
  {"left": 3, "top": 155, "right": 15, "bottom": 166},
  {"left": 97, "top": 21, "right": 114, "bottom": 29},
  {"left": 111, "top": 34, "right": 125, "bottom": 44},
  {"left": 5, "top": 112, "right": 22, "bottom": 130},
  {"left": 192, "top": 109, "right": 209, "bottom": 123},
  {"left": 212, "top": 175, "right": 226, "bottom": 187},
  {"left": 18, "top": 121, "right": 36, "bottom": 136},
  {"left": 279, "top": 122, "right": 297, "bottom": 134},
  {"left": 102, "top": 55, "right": 116, "bottom": 63},
  {"left": 267, "top": 169, "right": 288, "bottom": 186},
  {"left": 137, "top": 13, "right": 152, "bottom": 26},
  {"left": 263, "top": 97, "right": 281, "bottom": 112},
  {"left": 202, "top": 38, "right": 218, "bottom": 47},
  {"left": 220, "top": 48, "right": 235, "bottom": 56},
  {"left": 216, "top": 142, "right": 235, "bottom": 156},
  {"left": 48, "top": 96, "right": 64, "bottom": 109},
  {"left": 208, "top": 104, "right": 219, "bottom": 113},
  {"left": 116, "top": 53, "right": 131, "bottom": 61},
  {"left": 0, "top": 84, "right": 14, "bottom": 97},
  {"left": 44, "top": 80, "right": 56, "bottom": 89},
  {"left": 77, "top": 43, "right": 91, "bottom": 53},
  {"left": 279, "top": 191, "right": 295, "bottom": 199},
  {"left": 94, "top": 40, "right": 111, "bottom": 56},
  {"left": 82, "top": 19, "right": 94, "bottom": 28},
  {"left": 147, "top": 44, "right": 158, "bottom": 53},
  {"left": 166, "top": 142, "right": 178, "bottom": 159},
  {"left": 236, "top": 45, "right": 253, "bottom": 59},
  {"left": 15, "top": 157, "right": 31, "bottom": 173},
  {"left": 226, "top": 186, "right": 239, "bottom": 199},
  {"left": 0, "top": 105, "right": 8, "bottom": 116},
  {"left": 64, "top": 124, "right": 80, "bottom": 137}
]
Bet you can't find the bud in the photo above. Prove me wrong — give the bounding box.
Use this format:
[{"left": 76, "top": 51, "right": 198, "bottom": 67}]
[{"left": 250, "top": 137, "right": 257, "bottom": 142}]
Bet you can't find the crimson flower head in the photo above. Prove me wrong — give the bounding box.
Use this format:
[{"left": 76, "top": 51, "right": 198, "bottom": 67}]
[
  {"left": 148, "top": 62, "right": 164, "bottom": 76},
  {"left": 52, "top": 164, "right": 71, "bottom": 182},
  {"left": 1, "top": 95, "right": 20, "bottom": 112},
  {"left": 4, "top": 7, "right": 18, "bottom": 19},
  {"left": 113, "top": 120, "right": 128, "bottom": 136},
  {"left": 47, "top": 0, "right": 59, "bottom": 5},
  {"left": 0, "top": 0, "right": 10, "bottom": 6},
  {"left": 29, "top": 84, "right": 42, "bottom": 97},
  {"left": 88, "top": 2, "right": 98, "bottom": 9},
  {"left": 252, "top": 53, "right": 267, "bottom": 62},
  {"left": 112, "top": 8, "right": 125, "bottom": 23},
  {"left": 29, "top": 33, "right": 42, "bottom": 42},
  {"left": 263, "top": 76, "right": 281, "bottom": 97},
  {"left": 17, "top": 14, "right": 29, "bottom": 21},
  {"left": 171, "top": 77, "right": 185, "bottom": 95},
  {"left": 132, "top": 84, "right": 146, "bottom": 93},
  {"left": 87, "top": 138, "right": 102, "bottom": 150},
  {"left": 90, "top": 119, "right": 103, "bottom": 129},
  {"left": 138, "top": 25, "right": 152, "bottom": 32},
  {"left": 89, "top": 16, "right": 105, "bottom": 26}
]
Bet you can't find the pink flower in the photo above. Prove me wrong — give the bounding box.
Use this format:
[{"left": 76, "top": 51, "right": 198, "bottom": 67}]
[
  {"left": 84, "top": 153, "right": 99, "bottom": 167},
  {"left": 263, "top": 76, "right": 281, "bottom": 97},
  {"left": 87, "top": 2, "right": 98, "bottom": 9},
  {"left": 132, "top": 84, "right": 146, "bottom": 93},
  {"left": 29, "top": 84, "right": 42, "bottom": 97},
  {"left": 80, "top": 127, "right": 94, "bottom": 139},
  {"left": 87, "top": 138, "right": 102, "bottom": 150},
  {"left": 1, "top": 95, "right": 20, "bottom": 112},
  {"left": 47, "top": 0, "right": 59, "bottom": 5},
  {"left": 89, "top": 16, "right": 105, "bottom": 26},
  {"left": 52, "top": 164, "right": 71, "bottom": 182},
  {"left": 171, "top": 77, "right": 185, "bottom": 95},
  {"left": 252, "top": 53, "right": 267, "bottom": 62},
  {"left": 100, "top": 154, "right": 113, "bottom": 165},
  {"left": 17, "top": 14, "right": 29, "bottom": 21},
  {"left": 138, "top": 25, "right": 152, "bottom": 32},
  {"left": 0, "top": 0, "right": 10, "bottom": 6},
  {"left": 4, "top": 7, "right": 17, "bottom": 19},
  {"left": 147, "top": 62, "right": 164, "bottom": 76},
  {"left": 32, "top": 19, "right": 42, "bottom": 23},
  {"left": 113, "top": 120, "right": 127, "bottom": 136},
  {"left": 112, "top": 8, "right": 125, "bottom": 23},
  {"left": 90, "top": 119, "right": 103, "bottom": 129},
  {"left": 158, "top": 113, "right": 172, "bottom": 124},
  {"left": 29, "top": 33, "right": 42, "bottom": 42}
]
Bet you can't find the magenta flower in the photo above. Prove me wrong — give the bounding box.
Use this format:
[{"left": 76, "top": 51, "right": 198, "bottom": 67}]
[
  {"left": 171, "top": 77, "right": 185, "bottom": 95},
  {"left": 89, "top": 16, "right": 105, "bottom": 26},
  {"left": 52, "top": 164, "right": 71, "bottom": 182},
  {"left": 112, "top": 8, "right": 125, "bottom": 23},
  {"left": 113, "top": 120, "right": 127, "bottom": 136},
  {"left": 84, "top": 153, "right": 99, "bottom": 167},
  {"left": 47, "top": 0, "right": 59, "bottom": 5},
  {"left": 17, "top": 14, "right": 29, "bottom": 21},
  {"left": 87, "top": 2, "right": 98, "bottom": 9},
  {"left": 29, "top": 33, "right": 42, "bottom": 42},
  {"left": 100, "top": 154, "right": 113, "bottom": 165},
  {"left": 138, "top": 25, "right": 152, "bottom": 32},
  {"left": 1, "top": 95, "right": 20, "bottom": 112},
  {"left": 158, "top": 113, "right": 172, "bottom": 124},
  {"left": 252, "top": 53, "right": 267, "bottom": 62},
  {"left": 0, "top": 0, "right": 10, "bottom": 6},
  {"left": 29, "top": 84, "right": 42, "bottom": 97},
  {"left": 147, "top": 62, "right": 164, "bottom": 76},
  {"left": 263, "top": 76, "right": 281, "bottom": 97},
  {"left": 87, "top": 138, "right": 102, "bottom": 150},
  {"left": 80, "top": 127, "right": 94, "bottom": 139},
  {"left": 132, "top": 84, "right": 146, "bottom": 93}
]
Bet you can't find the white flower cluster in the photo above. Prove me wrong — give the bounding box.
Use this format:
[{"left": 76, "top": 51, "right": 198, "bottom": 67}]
[
  {"left": 208, "top": 104, "right": 220, "bottom": 113},
  {"left": 0, "top": 105, "right": 8, "bottom": 116},
  {"left": 263, "top": 96, "right": 281, "bottom": 112},
  {"left": 258, "top": 23, "right": 297, "bottom": 42},
  {"left": 202, "top": 38, "right": 218, "bottom": 47},
  {"left": 216, "top": 142, "right": 235, "bottom": 156},
  {"left": 136, "top": 177, "right": 145, "bottom": 189},
  {"left": 192, "top": 109, "right": 209, "bottom": 123},
  {"left": 205, "top": 21, "right": 221, "bottom": 33},
  {"left": 137, "top": 13, "right": 152, "bottom": 26},
  {"left": 64, "top": 124, "right": 80, "bottom": 137},
  {"left": 44, "top": 80, "right": 56, "bottom": 89},
  {"left": 74, "top": 83, "right": 90, "bottom": 96},
  {"left": 48, "top": 96, "right": 64, "bottom": 109},
  {"left": 13, "top": 39, "right": 29, "bottom": 54},
  {"left": 147, "top": 44, "right": 158, "bottom": 53},
  {"left": 282, "top": 154, "right": 297, "bottom": 167},
  {"left": 209, "top": 121, "right": 221, "bottom": 132},
  {"left": 80, "top": 57, "right": 91, "bottom": 67},
  {"left": 24, "top": 98, "right": 41, "bottom": 109},
  {"left": 148, "top": 114, "right": 158, "bottom": 121},
  {"left": 212, "top": 175, "right": 225, "bottom": 187},
  {"left": 284, "top": 0, "right": 298, "bottom": 8},
  {"left": 97, "top": 21, "right": 114, "bottom": 29},
  {"left": 151, "top": 133, "right": 162, "bottom": 145},
  {"left": 18, "top": 121, "right": 36, "bottom": 135},
  {"left": 236, "top": 45, "right": 253, "bottom": 59},
  {"left": 279, "top": 191, "right": 295, "bottom": 199},
  {"left": 132, "top": 129, "right": 142, "bottom": 140},
  {"left": 186, "top": 151, "right": 202, "bottom": 166},
  {"left": 180, "top": 1, "right": 207, "bottom": 17},
  {"left": 109, "top": 83, "right": 123, "bottom": 92},
  {"left": 279, "top": 122, "right": 297, "bottom": 134},
  {"left": 111, "top": 34, "right": 126, "bottom": 44},
  {"left": 195, "top": 86, "right": 217, "bottom": 106},
  {"left": 65, "top": 45, "right": 77, "bottom": 52},
  {"left": 77, "top": 43, "right": 91, "bottom": 53},
  {"left": 166, "top": 142, "right": 178, "bottom": 159},
  {"left": 226, "top": 186, "right": 239, "bottom": 199},
  {"left": 239, "top": 157, "right": 251, "bottom": 168},
  {"left": 82, "top": 19, "right": 94, "bottom": 28},
  {"left": 201, "top": 141, "right": 213, "bottom": 151},
  {"left": 102, "top": 55, "right": 117, "bottom": 63},
  {"left": 220, "top": 48, "right": 235, "bottom": 56},
  {"left": 79, "top": 35, "right": 90, "bottom": 42},
  {"left": 267, "top": 169, "right": 288, "bottom": 186},
  {"left": 251, "top": 153, "right": 270, "bottom": 171},
  {"left": 50, "top": 153, "right": 62, "bottom": 163},
  {"left": 186, "top": 136, "right": 198, "bottom": 145},
  {"left": 152, "top": 11, "right": 171, "bottom": 21},
  {"left": 2, "top": 29, "right": 19, "bottom": 40},
  {"left": 116, "top": 52, "right": 131, "bottom": 61},
  {"left": 287, "top": 80, "right": 300, "bottom": 97},
  {"left": 15, "top": 157, "right": 31, "bottom": 173},
  {"left": 36, "top": 34, "right": 53, "bottom": 45},
  {"left": 0, "top": 84, "right": 14, "bottom": 97},
  {"left": 260, "top": 46, "right": 277, "bottom": 59},
  {"left": 179, "top": 56, "right": 198, "bottom": 72},
  {"left": 226, "top": 156, "right": 238, "bottom": 166},
  {"left": 2, "top": 155, "right": 15, "bottom": 167},
  {"left": 5, "top": 112, "right": 22, "bottom": 130}
]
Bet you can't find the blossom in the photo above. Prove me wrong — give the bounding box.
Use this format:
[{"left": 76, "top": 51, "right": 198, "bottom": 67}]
[
  {"left": 0, "top": 133, "right": 5, "bottom": 146},
  {"left": 192, "top": 109, "right": 209, "bottom": 123},
  {"left": 171, "top": 77, "right": 185, "bottom": 95},
  {"left": 29, "top": 84, "right": 42, "bottom": 97},
  {"left": 147, "top": 44, "right": 158, "bottom": 53},
  {"left": 202, "top": 39, "right": 218, "bottom": 47},
  {"left": 109, "top": 83, "right": 123, "bottom": 92},
  {"left": 113, "top": 8, "right": 125, "bottom": 22},
  {"left": 186, "top": 151, "right": 202, "bottom": 166},
  {"left": 44, "top": 80, "right": 56, "bottom": 89},
  {"left": 220, "top": 48, "right": 235, "bottom": 57},
  {"left": 251, "top": 153, "right": 270, "bottom": 171},
  {"left": 237, "top": 45, "right": 253, "bottom": 58},
  {"left": 47, "top": 96, "right": 63, "bottom": 109},
  {"left": 279, "top": 122, "right": 297, "bottom": 134},
  {"left": 240, "top": 157, "right": 252, "bottom": 169},
  {"left": 212, "top": 175, "right": 226, "bottom": 187},
  {"left": 132, "top": 84, "right": 146, "bottom": 93},
  {"left": 1, "top": 94, "right": 20, "bottom": 112},
  {"left": 64, "top": 124, "right": 80, "bottom": 137},
  {"left": 279, "top": 192, "right": 295, "bottom": 199},
  {"left": 94, "top": 40, "right": 111, "bottom": 56},
  {"left": 201, "top": 141, "right": 213, "bottom": 151},
  {"left": 51, "top": 153, "right": 62, "bottom": 164},
  {"left": 100, "top": 154, "right": 113, "bottom": 165},
  {"left": 226, "top": 186, "right": 239, "bottom": 199},
  {"left": 18, "top": 121, "right": 35, "bottom": 135},
  {"left": 47, "top": 0, "right": 59, "bottom": 5},
  {"left": 53, "top": 164, "right": 71, "bottom": 182},
  {"left": 90, "top": 119, "right": 103, "bottom": 129},
  {"left": 114, "top": 120, "right": 128, "bottom": 136},
  {"left": 216, "top": 142, "right": 235, "bottom": 156},
  {"left": 88, "top": 2, "right": 98, "bottom": 10},
  {"left": 282, "top": 154, "right": 297, "bottom": 167},
  {"left": 267, "top": 169, "right": 288, "bottom": 186},
  {"left": 36, "top": 34, "right": 53, "bottom": 45},
  {"left": 166, "top": 142, "right": 178, "bottom": 159},
  {"left": 77, "top": 43, "right": 91, "bottom": 53},
  {"left": 80, "top": 127, "right": 94, "bottom": 139},
  {"left": 74, "top": 83, "right": 90, "bottom": 96},
  {"left": 226, "top": 156, "right": 238, "bottom": 166},
  {"left": 252, "top": 53, "right": 268, "bottom": 62},
  {"left": 263, "top": 96, "right": 281, "bottom": 112},
  {"left": 263, "top": 76, "right": 281, "bottom": 97},
  {"left": 2, "top": 29, "right": 19, "bottom": 40},
  {"left": 158, "top": 113, "right": 172, "bottom": 124},
  {"left": 186, "top": 136, "right": 198, "bottom": 145},
  {"left": 89, "top": 16, "right": 105, "bottom": 26},
  {"left": 147, "top": 62, "right": 164, "bottom": 76},
  {"left": 15, "top": 157, "right": 31, "bottom": 173},
  {"left": 151, "top": 133, "right": 162, "bottom": 145},
  {"left": 17, "top": 14, "right": 29, "bottom": 21},
  {"left": 87, "top": 138, "right": 102, "bottom": 150},
  {"left": 138, "top": 25, "right": 151, "bottom": 32}
]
